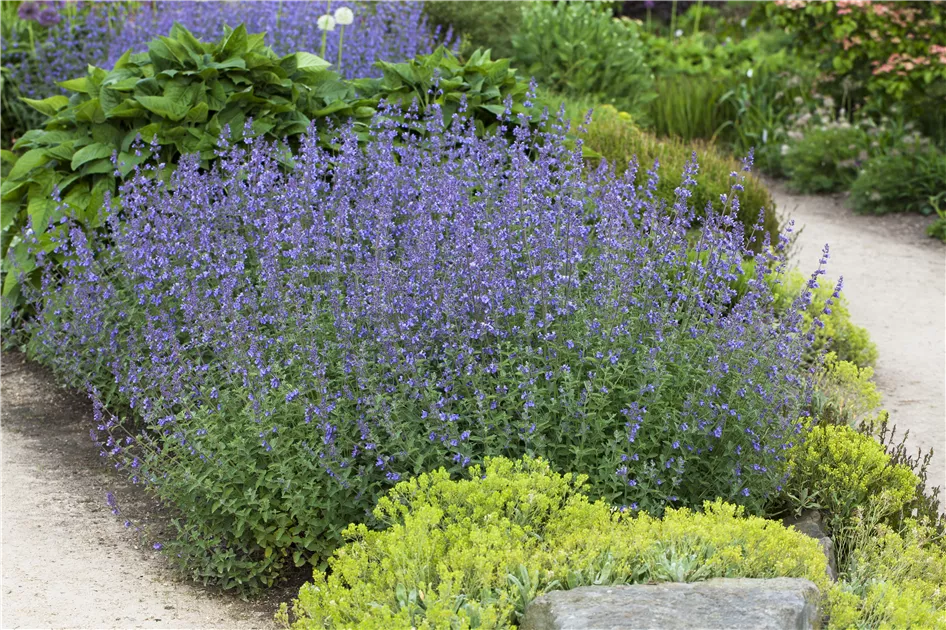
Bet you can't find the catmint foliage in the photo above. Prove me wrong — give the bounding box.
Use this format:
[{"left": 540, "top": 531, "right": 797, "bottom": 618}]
[{"left": 26, "top": 104, "right": 826, "bottom": 590}]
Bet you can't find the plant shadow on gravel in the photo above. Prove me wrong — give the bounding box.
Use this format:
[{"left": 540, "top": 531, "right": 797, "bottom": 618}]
[{"left": 0, "top": 349, "right": 308, "bottom": 614}]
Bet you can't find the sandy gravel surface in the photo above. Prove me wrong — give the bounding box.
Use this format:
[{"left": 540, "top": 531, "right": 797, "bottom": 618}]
[
  {"left": 771, "top": 180, "right": 946, "bottom": 498},
  {"left": 1, "top": 351, "right": 285, "bottom": 630}
]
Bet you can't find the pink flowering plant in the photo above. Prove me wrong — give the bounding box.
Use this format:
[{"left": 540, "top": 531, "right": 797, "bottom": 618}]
[{"left": 766, "top": 1, "right": 946, "bottom": 115}]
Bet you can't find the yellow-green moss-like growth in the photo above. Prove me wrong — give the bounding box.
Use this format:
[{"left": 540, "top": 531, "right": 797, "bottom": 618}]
[
  {"left": 279, "top": 457, "right": 829, "bottom": 629},
  {"left": 782, "top": 425, "right": 919, "bottom": 536},
  {"left": 828, "top": 520, "right": 946, "bottom": 629},
  {"left": 580, "top": 104, "right": 779, "bottom": 253}
]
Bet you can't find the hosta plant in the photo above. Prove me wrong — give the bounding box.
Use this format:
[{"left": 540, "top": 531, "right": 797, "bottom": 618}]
[{"left": 0, "top": 22, "right": 530, "bottom": 318}]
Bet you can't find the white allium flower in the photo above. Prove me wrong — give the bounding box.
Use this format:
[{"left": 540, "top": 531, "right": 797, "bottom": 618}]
[
  {"left": 780, "top": 144, "right": 790, "bottom": 156},
  {"left": 746, "top": 68, "right": 753, "bottom": 78},
  {"left": 334, "top": 7, "right": 353, "bottom": 25},
  {"left": 317, "top": 14, "right": 336, "bottom": 31},
  {"left": 674, "top": 29, "right": 683, "bottom": 37}
]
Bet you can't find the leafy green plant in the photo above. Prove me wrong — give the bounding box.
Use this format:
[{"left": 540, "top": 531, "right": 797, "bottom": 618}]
[
  {"left": 777, "top": 424, "right": 919, "bottom": 561},
  {"left": 279, "top": 457, "right": 831, "bottom": 629},
  {"left": 850, "top": 145, "right": 946, "bottom": 216},
  {"left": 2, "top": 22, "right": 352, "bottom": 312},
  {"left": 828, "top": 519, "right": 946, "bottom": 630},
  {"left": 511, "top": 1, "right": 654, "bottom": 120},
  {"left": 354, "top": 47, "right": 536, "bottom": 134},
  {"left": 782, "top": 125, "right": 869, "bottom": 194},
  {"left": 810, "top": 352, "right": 882, "bottom": 429},
  {"left": 647, "top": 74, "right": 730, "bottom": 142},
  {"left": 926, "top": 196, "right": 946, "bottom": 243}
]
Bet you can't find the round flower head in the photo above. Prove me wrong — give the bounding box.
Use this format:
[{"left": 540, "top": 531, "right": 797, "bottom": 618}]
[
  {"left": 317, "top": 14, "right": 336, "bottom": 31},
  {"left": 334, "top": 7, "right": 354, "bottom": 26},
  {"left": 17, "top": 2, "right": 41, "bottom": 20},
  {"left": 38, "top": 7, "right": 62, "bottom": 27}
]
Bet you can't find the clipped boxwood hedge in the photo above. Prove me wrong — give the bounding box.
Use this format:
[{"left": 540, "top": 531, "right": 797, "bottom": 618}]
[{"left": 581, "top": 103, "right": 779, "bottom": 252}]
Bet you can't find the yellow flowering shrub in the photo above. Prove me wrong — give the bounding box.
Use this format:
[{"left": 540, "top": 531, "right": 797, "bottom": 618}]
[
  {"left": 828, "top": 521, "right": 946, "bottom": 629},
  {"left": 783, "top": 424, "right": 919, "bottom": 531},
  {"left": 812, "top": 352, "right": 883, "bottom": 428},
  {"left": 279, "top": 457, "right": 829, "bottom": 630}
]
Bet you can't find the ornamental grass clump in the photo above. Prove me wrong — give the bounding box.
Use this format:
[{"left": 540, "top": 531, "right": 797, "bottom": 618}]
[{"left": 26, "top": 103, "right": 824, "bottom": 590}]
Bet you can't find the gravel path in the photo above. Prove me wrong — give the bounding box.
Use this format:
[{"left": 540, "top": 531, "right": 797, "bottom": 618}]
[
  {"left": 1, "top": 352, "right": 286, "bottom": 630},
  {"left": 770, "top": 180, "right": 946, "bottom": 498}
]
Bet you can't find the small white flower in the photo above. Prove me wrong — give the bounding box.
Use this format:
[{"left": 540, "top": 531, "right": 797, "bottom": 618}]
[
  {"left": 746, "top": 68, "right": 753, "bottom": 78},
  {"left": 780, "top": 144, "right": 790, "bottom": 156},
  {"left": 762, "top": 128, "right": 768, "bottom": 144},
  {"left": 317, "top": 14, "right": 336, "bottom": 31},
  {"left": 334, "top": 7, "right": 353, "bottom": 26},
  {"left": 674, "top": 29, "right": 683, "bottom": 37},
  {"left": 740, "top": 18, "right": 747, "bottom": 28}
]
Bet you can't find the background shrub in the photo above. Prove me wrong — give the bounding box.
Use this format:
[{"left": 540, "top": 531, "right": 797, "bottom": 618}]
[
  {"left": 764, "top": 1, "right": 946, "bottom": 145},
  {"left": 782, "top": 126, "right": 868, "bottom": 194},
  {"left": 280, "top": 457, "right": 830, "bottom": 630},
  {"left": 27, "top": 111, "right": 818, "bottom": 589},
  {"left": 850, "top": 145, "right": 946, "bottom": 216},
  {"left": 511, "top": 1, "right": 654, "bottom": 120},
  {"left": 578, "top": 103, "right": 779, "bottom": 251},
  {"left": 423, "top": 0, "right": 521, "bottom": 60}
]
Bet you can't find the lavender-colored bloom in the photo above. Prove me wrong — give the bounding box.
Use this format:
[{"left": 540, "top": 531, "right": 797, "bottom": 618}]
[
  {"left": 25, "top": 104, "right": 822, "bottom": 581},
  {"left": 18, "top": 2, "right": 41, "bottom": 21},
  {"left": 37, "top": 7, "right": 61, "bottom": 27}
]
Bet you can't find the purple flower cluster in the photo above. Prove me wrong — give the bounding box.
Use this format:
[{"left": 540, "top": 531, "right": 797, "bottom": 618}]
[
  {"left": 25, "top": 104, "right": 823, "bottom": 584},
  {"left": 2, "top": 1, "right": 449, "bottom": 103}
]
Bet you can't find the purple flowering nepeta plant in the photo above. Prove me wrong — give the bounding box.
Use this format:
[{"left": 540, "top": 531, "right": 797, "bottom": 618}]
[{"left": 26, "top": 104, "right": 827, "bottom": 590}]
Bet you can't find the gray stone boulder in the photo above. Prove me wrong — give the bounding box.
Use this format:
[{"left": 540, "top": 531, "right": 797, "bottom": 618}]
[
  {"left": 521, "top": 578, "right": 821, "bottom": 630},
  {"left": 782, "top": 510, "right": 838, "bottom": 582}
]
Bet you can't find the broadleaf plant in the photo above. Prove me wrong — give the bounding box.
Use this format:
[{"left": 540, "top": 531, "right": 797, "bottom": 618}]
[{"left": 1, "top": 22, "right": 536, "bottom": 320}]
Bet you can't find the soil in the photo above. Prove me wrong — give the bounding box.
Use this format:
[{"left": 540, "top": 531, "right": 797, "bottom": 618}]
[
  {"left": 770, "top": 179, "right": 946, "bottom": 499},
  {"left": 1, "top": 181, "right": 943, "bottom": 628}
]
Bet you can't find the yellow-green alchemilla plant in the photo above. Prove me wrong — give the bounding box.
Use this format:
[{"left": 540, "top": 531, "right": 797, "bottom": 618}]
[{"left": 279, "top": 457, "right": 831, "bottom": 629}]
